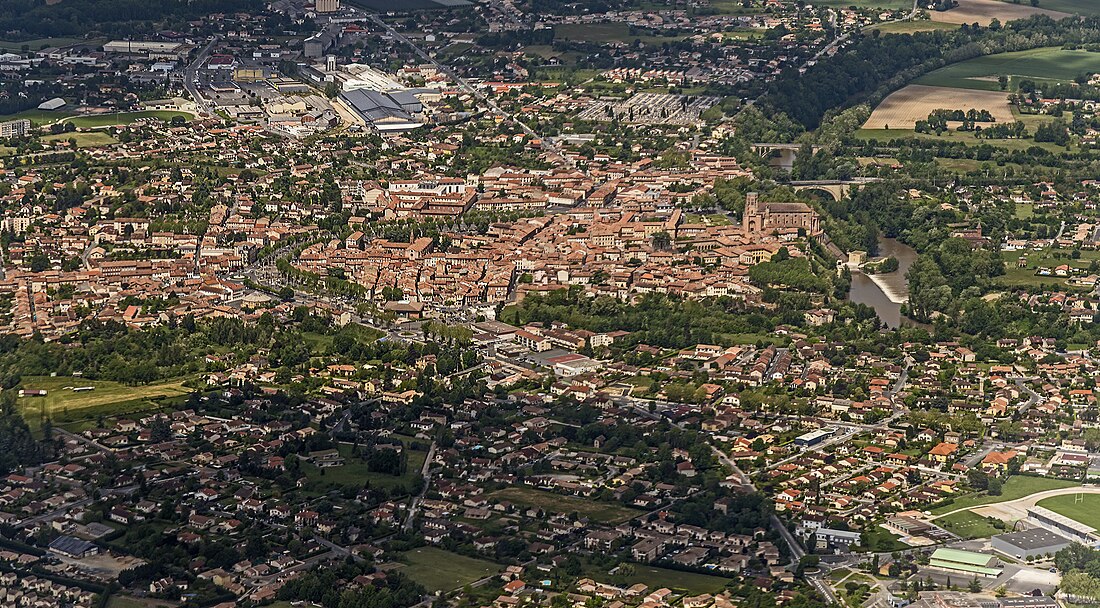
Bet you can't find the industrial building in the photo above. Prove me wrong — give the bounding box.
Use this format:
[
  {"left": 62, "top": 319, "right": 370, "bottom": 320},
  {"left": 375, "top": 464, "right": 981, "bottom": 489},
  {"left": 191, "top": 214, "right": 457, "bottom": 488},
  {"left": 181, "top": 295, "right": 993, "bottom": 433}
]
[
  {"left": 48, "top": 535, "right": 99, "bottom": 559},
  {"left": 928, "top": 548, "right": 1002, "bottom": 577},
  {"left": 102, "top": 40, "right": 189, "bottom": 60},
  {"left": 339, "top": 89, "right": 423, "bottom": 132},
  {"left": 991, "top": 528, "right": 1075, "bottom": 561},
  {"left": 794, "top": 428, "right": 833, "bottom": 448}
]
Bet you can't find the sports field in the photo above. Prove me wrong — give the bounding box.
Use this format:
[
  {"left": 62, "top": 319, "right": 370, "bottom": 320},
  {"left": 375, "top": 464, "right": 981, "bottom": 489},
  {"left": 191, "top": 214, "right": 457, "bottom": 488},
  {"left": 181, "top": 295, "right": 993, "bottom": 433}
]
[
  {"left": 63, "top": 111, "right": 193, "bottom": 128},
  {"left": 930, "top": 0, "right": 1068, "bottom": 25},
  {"left": 1036, "top": 494, "right": 1100, "bottom": 530},
  {"left": 915, "top": 47, "right": 1100, "bottom": 91},
  {"left": 863, "top": 84, "right": 1013, "bottom": 129}
]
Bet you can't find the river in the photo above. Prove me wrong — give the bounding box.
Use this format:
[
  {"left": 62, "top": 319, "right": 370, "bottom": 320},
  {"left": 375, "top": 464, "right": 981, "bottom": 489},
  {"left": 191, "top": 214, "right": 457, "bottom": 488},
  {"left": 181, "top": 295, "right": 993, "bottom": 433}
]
[{"left": 847, "top": 237, "right": 918, "bottom": 329}]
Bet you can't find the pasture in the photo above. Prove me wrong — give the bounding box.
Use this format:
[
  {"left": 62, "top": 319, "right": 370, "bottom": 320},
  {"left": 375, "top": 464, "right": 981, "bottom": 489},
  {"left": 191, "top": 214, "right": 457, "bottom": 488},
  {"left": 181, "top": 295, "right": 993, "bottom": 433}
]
[
  {"left": 929, "top": 0, "right": 1068, "bottom": 25},
  {"left": 915, "top": 47, "right": 1100, "bottom": 91},
  {"left": 863, "top": 84, "right": 1013, "bottom": 129}
]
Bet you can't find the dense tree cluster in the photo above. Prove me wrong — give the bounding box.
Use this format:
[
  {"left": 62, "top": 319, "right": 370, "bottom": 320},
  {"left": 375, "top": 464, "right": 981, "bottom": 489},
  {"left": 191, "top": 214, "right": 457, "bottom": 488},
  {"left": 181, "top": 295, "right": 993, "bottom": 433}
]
[{"left": 0, "top": 0, "right": 263, "bottom": 38}]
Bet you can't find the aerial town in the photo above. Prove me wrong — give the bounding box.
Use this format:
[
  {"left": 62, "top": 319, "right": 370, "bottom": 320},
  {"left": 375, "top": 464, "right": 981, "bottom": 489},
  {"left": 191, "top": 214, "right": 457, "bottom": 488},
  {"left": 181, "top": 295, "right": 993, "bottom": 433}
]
[{"left": 3, "top": 0, "right": 1100, "bottom": 607}]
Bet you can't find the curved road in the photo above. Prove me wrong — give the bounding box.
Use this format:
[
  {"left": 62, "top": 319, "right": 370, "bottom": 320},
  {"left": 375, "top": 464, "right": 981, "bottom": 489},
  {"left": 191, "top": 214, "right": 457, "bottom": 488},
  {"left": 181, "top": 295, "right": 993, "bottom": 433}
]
[{"left": 931, "top": 484, "right": 1100, "bottom": 521}]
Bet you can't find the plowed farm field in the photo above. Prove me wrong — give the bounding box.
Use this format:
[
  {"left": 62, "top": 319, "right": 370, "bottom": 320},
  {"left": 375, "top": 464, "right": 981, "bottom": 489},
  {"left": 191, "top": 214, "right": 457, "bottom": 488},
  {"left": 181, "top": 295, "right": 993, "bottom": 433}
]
[{"left": 863, "top": 84, "right": 1013, "bottom": 130}]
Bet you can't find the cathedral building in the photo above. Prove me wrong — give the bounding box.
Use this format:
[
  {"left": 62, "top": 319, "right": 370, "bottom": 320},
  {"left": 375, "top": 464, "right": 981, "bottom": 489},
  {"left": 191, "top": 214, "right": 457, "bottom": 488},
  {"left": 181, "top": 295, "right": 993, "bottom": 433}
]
[{"left": 742, "top": 192, "right": 821, "bottom": 236}]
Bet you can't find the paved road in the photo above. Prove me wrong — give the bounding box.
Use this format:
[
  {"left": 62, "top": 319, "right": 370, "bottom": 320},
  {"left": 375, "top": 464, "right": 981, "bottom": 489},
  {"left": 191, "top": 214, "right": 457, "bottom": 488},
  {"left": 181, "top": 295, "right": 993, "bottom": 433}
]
[
  {"left": 404, "top": 441, "right": 437, "bottom": 531},
  {"left": 183, "top": 37, "right": 219, "bottom": 117}
]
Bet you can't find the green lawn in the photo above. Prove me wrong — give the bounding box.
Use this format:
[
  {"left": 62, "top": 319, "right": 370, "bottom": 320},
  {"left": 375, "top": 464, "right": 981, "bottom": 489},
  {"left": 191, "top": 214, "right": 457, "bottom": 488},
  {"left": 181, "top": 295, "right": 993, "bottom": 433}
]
[
  {"left": 63, "top": 111, "right": 193, "bottom": 128},
  {"left": 0, "top": 37, "right": 96, "bottom": 51},
  {"left": 930, "top": 476, "right": 1081, "bottom": 515},
  {"left": 0, "top": 108, "right": 74, "bottom": 126},
  {"left": 398, "top": 547, "right": 501, "bottom": 592},
  {"left": 871, "top": 20, "right": 961, "bottom": 34},
  {"left": 613, "top": 564, "right": 733, "bottom": 594},
  {"left": 1036, "top": 494, "right": 1100, "bottom": 529},
  {"left": 490, "top": 486, "right": 641, "bottom": 524},
  {"left": 41, "top": 131, "right": 118, "bottom": 148},
  {"left": 995, "top": 248, "right": 1100, "bottom": 288},
  {"left": 302, "top": 443, "right": 427, "bottom": 493},
  {"left": 915, "top": 47, "right": 1100, "bottom": 91},
  {"left": 856, "top": 127, "right": 1067, "bottom": 153},
  {"left": 106, "top": 596, "right": 177, "bottom": 608},
  {"left": 856, "top": 526, "right": 908, "bottom": 552},
  {"left": 937, "top": 511, "right": 1003, "bottom": 540},
  {"left": 17, "top": 375, "right": 190, "bottom": 423}
]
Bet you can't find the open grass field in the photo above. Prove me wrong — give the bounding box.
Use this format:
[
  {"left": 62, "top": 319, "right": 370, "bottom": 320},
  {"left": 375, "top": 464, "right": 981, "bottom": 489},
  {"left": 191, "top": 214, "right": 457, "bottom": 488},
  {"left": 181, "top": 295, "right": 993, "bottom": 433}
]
[
  {"left": 106, "top": 595, "right": 177, "bottom": 608},
  {"left": 63, "top": 111, "right": 193, "bottom": 128},
  {"left": 930, "top": 476, "right": 1080, "bottom": 515},
  {"left": 0, "top": 109, "right": 74, "bottom": 126},
  {"left": 41, "top": 131, "right": 118, "bottom": 148},
  {"left": 18, "top": 376, "right": 190, "bottom": 417},
  {"left": 302, "top": 442, "right": 426, "bottom": 493},
  {"left": 930, "top": 0, "right": 1068, "bottom": 25},
  {"left": 863, "top": 84, "right": 1013, "bottom": 130},
  {"left": 995, "top": 248, "right": 1100, "bottom": 288},
  {"left": 871, "top": 20, "right": 961, "bottom": 34},
  {"left": 614, "top": 565, "right": 733, "bottom": 594},
  {"left": 938, "top": 510, "right": 1003, "bottom": 539},
  {"left": 915, "top": 47, "right": 1100, "bottom": 91},
  {"left": 554, "top": 23, "right": 685, "bottom": 44},
  {"left": 997, "top": 0, "right": 1100, "bottom": 16},
  {"left": 856, "top": 127, "right": 1067, "bottom": 153},
  {"left": 0, "top": 37, "right": 95, "bottom": 51},
  {"left": 490, "top": 486, "right": 641, "bottom": 523},
  {"left": 1036, "top": 494, "right": 1100, "bottom": 530},
  {"left": 397, "top": 547, "right": 500, "bottom": 592}
]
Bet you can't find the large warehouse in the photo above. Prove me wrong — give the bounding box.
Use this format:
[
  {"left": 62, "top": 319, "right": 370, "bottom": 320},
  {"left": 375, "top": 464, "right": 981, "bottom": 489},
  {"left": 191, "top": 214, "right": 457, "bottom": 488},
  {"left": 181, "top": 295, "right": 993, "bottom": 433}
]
[
  {"left": 339, "top": 89, "right": 423, "bottom": 132},
  {"left": 992, "top": 528, "right": 1075, "bottom": 561},
  {"left": 929, "top": 548, "right": 1002, "bottom": 577}
]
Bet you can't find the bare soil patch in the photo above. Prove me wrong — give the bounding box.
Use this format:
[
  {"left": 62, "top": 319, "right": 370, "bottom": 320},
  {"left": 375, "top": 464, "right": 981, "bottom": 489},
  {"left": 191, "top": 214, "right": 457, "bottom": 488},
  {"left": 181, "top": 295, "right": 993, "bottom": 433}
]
[
  {"left": 864, "top": 84, "right": 1013, "bottom": 129},
  {"left": 930, "top": 0, "right": 1069, "bottom": 25}
]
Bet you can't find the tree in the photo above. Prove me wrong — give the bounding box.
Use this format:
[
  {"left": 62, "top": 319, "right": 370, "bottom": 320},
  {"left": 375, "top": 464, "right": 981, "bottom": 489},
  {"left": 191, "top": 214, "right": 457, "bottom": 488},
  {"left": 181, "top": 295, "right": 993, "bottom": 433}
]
[{"left": 998, "top": 75, "right": 1008, "bottom": 91}]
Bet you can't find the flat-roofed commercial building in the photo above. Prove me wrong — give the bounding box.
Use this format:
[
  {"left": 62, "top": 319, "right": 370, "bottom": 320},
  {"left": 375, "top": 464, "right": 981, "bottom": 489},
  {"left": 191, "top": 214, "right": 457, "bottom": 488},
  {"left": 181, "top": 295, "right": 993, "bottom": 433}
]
[{"left": 992, "top": 528, "right": 1074, "bottom": 561}]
